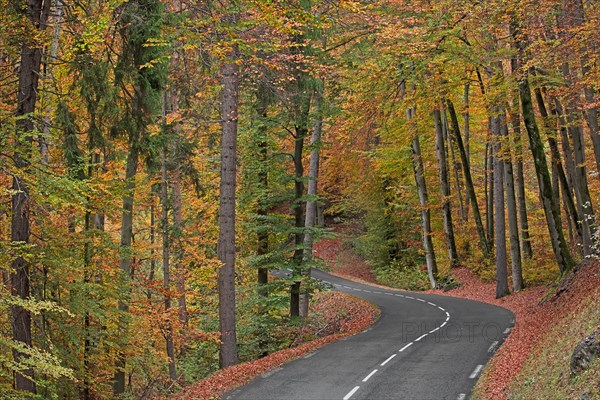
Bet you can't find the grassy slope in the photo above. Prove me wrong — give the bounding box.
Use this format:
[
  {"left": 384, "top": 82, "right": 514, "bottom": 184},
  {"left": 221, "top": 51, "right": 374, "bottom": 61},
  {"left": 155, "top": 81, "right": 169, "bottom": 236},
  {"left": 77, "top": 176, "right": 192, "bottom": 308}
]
[{"left": 502, "top": 290, "right": 599, "bottom": 399}]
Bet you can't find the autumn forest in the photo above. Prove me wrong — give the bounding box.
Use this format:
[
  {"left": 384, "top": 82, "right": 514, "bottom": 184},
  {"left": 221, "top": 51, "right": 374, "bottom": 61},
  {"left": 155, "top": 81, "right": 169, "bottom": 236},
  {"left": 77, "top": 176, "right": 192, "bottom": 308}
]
[{"left": 0, "top": 0, "right": 598, "bottom": 398}]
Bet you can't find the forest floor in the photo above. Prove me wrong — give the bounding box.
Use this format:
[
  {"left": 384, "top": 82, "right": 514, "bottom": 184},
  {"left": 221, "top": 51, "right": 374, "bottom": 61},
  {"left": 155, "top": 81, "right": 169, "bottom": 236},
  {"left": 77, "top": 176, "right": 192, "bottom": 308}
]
[
  {"left": 316, "top": 224, "right": 600, "bottom": 400},
  {"left": 172, "top": 291, "right": 380, "bottom": 400}
]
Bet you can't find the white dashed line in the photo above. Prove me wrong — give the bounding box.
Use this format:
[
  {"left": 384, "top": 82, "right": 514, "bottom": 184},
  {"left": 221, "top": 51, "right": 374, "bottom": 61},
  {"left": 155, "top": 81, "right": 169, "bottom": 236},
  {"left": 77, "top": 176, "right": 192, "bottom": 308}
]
[
  {"left": 457, "top": 394, "right": 466, "bottom": 400},
  {"left": 488, "top": 341, "right": 499, "bottom": 353},
  {"left": 469, "top": 364, "right": 483, "bottom": 379},
  {"left": 326, "top": 277, "right": 452, "bottom": 400},
  {"left": 399, "top": 342, "right": 413, "bottom": 352},
  {"left": 503, "top": 327, "right": 512, "bottom": 335},
  {"left": 303, "top": 352, "right": 316, "bottom": 359},
  {"left": 343, "top": 386, "right": 360, "bottom": 400},
  {"left": 362, "top": 369, "right": 378, "bottom": 382},
  {"left": 380, "top": 353, "right": 397, "bottom": 366},
  {"left": 415, "top": 334, "right": 428, "bottom": 342}
]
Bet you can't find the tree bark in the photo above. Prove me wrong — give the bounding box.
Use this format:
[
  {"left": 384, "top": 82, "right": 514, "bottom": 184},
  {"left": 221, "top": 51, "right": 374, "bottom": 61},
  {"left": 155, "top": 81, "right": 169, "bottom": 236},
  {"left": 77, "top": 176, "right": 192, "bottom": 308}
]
[
  {"left": 408, "top": 106, "right": 438, "bottom": 288},
  {"left": 519, "top": 75, "right": 575, "bottom": 273},
  {"left": 508, "top": 109, "right": 533, "bottom": 259},
  {"left": 161, "top": 140, "right": 176, "bottom": 382},
  {"left": 10, "top": 0, "right": 49, "bottom": 393},
  {"left": 301, "top": 89, "right": 323, "bottom": 317},
  {"left": 447, "top": 100, "right": 490, "bottom": 258},
  {"left": 536, "top": 89, "right": 583, "bottom": 246},
  {"left": 218, "top": 57, "right": 239, "bottom": 368},
  {"left": 433, "top": 108, "right": 458, "bottom": 266},
  {"left": 113, "top": 143, "right": 139, "bottom": 395},
  {"left": 501, "top": 118, "right": 523, "bottom": 291},
  {"left": 492, "top": 109, "right": 509, "bottom": 298}
]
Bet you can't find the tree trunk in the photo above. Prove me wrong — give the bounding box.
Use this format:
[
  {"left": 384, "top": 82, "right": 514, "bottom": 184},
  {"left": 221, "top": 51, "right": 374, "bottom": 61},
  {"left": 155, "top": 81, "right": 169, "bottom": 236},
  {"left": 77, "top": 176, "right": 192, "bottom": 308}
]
[
  {"left": 255, "top": 85, "right": 269, "bottom": 299},
  {"left": 501, "top": 120, "right": 523, "bottom": 291},
  {"left": 485, "top": 140, "right": 495, "bottom": 250},
  {"left": 113, "top": 143, "right": 139, "bottom": 395},
  {"left": 408, "top": 106, "right": 438, "bottom": 288},
  {"left": 509, "top": 109, "right": 533, "bottom": 259},
  {"left": 10, "top": 0, "right": 49, "bottom": 393},
  {"left": 290, "top": 122, "right": 307, "bottom": 317},
  {"left": 218, "top": 57, "right": 239, "bottom": 368},
  {"left": 301, "top": 88, "right": 323, "bottom": 317},
  {"left": 447, "top": 100, "right": 490, "bottom": 257},
  {"left": 172, "top": 177, "right": 188, "bottom": 338},
  {"left": 519, "top": 75, "right": 575, "bottom": 273},
  {"left": 161, "top": 142, "right": 176, "bottom": 382},
  {"left": 536, "top": 89, "right": 583, "bottom": 246},
  {"left": 492, "top": 110, "right": 509, "bottom": 298},
  {"left": 433, "top": 108, "right": 458, "bottom": 266}
]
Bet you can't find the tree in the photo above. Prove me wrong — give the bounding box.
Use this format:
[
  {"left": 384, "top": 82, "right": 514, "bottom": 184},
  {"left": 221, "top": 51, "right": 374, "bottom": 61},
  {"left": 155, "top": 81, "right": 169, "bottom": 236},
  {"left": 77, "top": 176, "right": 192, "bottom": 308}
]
[
  {"left": 217, "top": 6, "right": 240, "bottom": 369},
  {"left": 10, "top": 0, "right": 50, "bottom": 393}
]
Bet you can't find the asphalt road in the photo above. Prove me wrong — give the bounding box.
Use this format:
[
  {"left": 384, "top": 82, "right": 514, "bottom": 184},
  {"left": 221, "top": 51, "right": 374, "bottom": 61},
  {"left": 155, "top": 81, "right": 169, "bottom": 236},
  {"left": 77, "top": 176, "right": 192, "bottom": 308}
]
[{"left": 226, "top": 269, "right": 514, "bottom": 400}]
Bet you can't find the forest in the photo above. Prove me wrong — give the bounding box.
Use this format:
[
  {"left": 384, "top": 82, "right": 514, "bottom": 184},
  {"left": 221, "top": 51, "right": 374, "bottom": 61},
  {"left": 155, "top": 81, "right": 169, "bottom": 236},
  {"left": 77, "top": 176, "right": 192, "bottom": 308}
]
[{"left": 0, "top": 0, "right": 598, "bottom": 398}]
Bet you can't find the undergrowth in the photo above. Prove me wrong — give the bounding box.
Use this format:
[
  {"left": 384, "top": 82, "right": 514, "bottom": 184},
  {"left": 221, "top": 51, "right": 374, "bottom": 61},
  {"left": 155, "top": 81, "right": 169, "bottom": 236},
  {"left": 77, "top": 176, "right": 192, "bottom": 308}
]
[{"left": 505, "top": 291, "right": 599, "bottom": 399}]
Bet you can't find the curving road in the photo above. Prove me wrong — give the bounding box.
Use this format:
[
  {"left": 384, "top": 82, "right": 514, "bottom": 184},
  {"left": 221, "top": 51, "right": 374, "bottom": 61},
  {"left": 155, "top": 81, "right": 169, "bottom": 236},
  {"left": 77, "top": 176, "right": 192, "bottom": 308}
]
[{"left": 226, "top": 269, "right": 514, "bottom": 400}]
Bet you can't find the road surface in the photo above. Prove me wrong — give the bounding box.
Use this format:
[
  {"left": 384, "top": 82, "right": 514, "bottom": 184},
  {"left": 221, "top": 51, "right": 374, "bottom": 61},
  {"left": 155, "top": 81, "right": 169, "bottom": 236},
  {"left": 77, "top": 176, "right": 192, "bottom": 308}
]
[{"left": 227, "top": 269, "right": 514, "bottom": 400}]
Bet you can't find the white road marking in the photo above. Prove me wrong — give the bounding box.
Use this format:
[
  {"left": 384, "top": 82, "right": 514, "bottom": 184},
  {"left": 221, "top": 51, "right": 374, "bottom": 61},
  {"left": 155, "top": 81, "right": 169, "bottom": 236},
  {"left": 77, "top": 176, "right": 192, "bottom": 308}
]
[
  {"left": 417, "top": 298, "right": 426, "bottom": 302},
  {"left": 380, "top": 354, "right": 397, "bottom": 366},
  {"left": 440, "top": 321, "right": 447, "bottom": 328},
  {"left": 362, "top": 369, "right": 378, "bottom": 382},
  {"left": 469, "top": 364, "right": 483, "bottom": 379},
  {"left": 503, "top": 327, "right": 512, "bottom": 335},
  {"left": 415, "top": 334, "right": 428, "bottom": 342},
  {"left": 445, "top": 317, "right": 450, "bottom": 322},
  {"left": 430, "top": 327, "right": 440, "bottom": 334},
  {"left": 427, "top": 301, "right": 436, "bottom": 306},
  {"left": 488, "top": 341, "right": 499, "bottom": 353},
  {"left": 373, "top": 291, "right": 382, "bottom": 294},
  {"left": 399, "top": 342, "right": 413, "bottom": 352},
  {"left": 303, "top": 352, "right": 316, "bottom": 359},
  {"left": 261, "top": 367, "right": 282, "bottom": 378},
  {"left": 445, "top": 311, "right": 450, "bottom": 317},
  {"left": 385, "top": 292, "right": 393, "bottom": 296},
  {"left": 457, "top": 394, "right": 466, "bottom": 400},
  {"left": 406, "top": 296, "right": 414, "bottom": 299},
  {"left": 364, "top": 290, "right": 372, "bottom": 293},
  {"left": 343, "top": 386, "right": 360, "bottom": 400},
  {"left": 438, "top": 306, "right": 445, "bottom": 311}
]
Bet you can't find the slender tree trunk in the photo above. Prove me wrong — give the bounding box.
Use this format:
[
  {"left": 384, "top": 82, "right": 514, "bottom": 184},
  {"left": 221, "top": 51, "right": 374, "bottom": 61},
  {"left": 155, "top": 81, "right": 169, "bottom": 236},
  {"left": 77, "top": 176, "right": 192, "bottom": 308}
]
[
  {"left": 408, "top": 105, "right": 438, "bottom": 288},
  {"left": 113, "top": 144, "right": 139, "bottom": 395},
  {"left": 536, "top": 89, "right": 583, "bottom": 245},
  {"left": 149, "top": 191, "right": 157, "bottom": 300},
  {"left": 172, "top": 177, "right": 188, "bottom": 336},
  {"left": 501, "top": 120, "right": 523, "bottom": 291},
  {"left": 519, "top": 75, "right": 575, "bottom": 273},
  {"left": 433, "top": 108, "right": 458, "bottom": 266},
  {"left": 300, "top": 89, "right": 323, "bottom": 317},
  {"left": 492, "top": 109, "right": 509, "bottom": 298},
  {"left": 10, "top": 0, "right": 49, "bottom": 393},
  {"left": 446, "top": 108, "right": 466, "bottom": 223},
  {"left": 583, "top": 85, "right": 600, "bottom": 176},
  {"left": 290, "top": 122, "right": 307, "bottom": 317},
  {"left": 509, "top": 109, "right": 533, "bottom": 259},
  {"left": 218, "top": 54, "right": 239, "bottom": 368},
  {"left": 485, "top": 140, "right": 495, "bottom": 249},
  {"left": 447, "top": 100, "right": 490, "bottom": 257},
  {"left": 161, "top": 142, "right": 176, "bottom": 382},
  {"left": 255, "top": 85, "right": 269, "bottom": 299}
]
